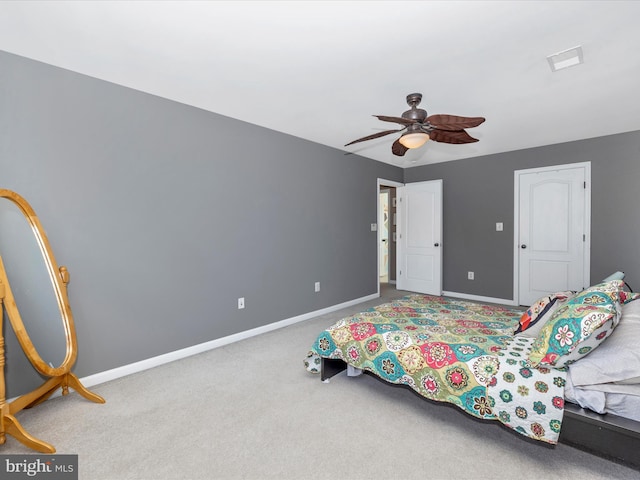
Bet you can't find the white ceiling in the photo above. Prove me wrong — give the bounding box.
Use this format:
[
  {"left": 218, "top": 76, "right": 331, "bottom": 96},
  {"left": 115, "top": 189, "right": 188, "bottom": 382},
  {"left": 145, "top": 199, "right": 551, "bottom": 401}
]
[{"left": 1, "top": 1, "right": 640, "bottom": 167}]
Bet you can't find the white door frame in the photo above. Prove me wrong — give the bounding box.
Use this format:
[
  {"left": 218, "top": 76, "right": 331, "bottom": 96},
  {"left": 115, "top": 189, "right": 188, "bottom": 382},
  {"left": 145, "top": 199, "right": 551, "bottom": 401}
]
[
  {"left": 377, "top": 178, "right": 404, "bottom": 297},
  {"left": 513, "top": 162, "right": 591, "bottom": 305}
]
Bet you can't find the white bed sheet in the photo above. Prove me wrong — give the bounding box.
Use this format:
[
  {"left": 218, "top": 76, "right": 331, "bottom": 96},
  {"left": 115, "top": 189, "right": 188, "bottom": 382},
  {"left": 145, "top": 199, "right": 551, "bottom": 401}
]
[{"left": 565, "top": 374, "right": 640, "bottom": 423}]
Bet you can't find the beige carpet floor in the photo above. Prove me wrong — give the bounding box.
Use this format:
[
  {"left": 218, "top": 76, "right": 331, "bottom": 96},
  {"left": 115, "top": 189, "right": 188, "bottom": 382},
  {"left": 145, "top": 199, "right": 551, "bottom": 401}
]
[{"left": 2, "top": 285, "right": 639, "bottom": 479}]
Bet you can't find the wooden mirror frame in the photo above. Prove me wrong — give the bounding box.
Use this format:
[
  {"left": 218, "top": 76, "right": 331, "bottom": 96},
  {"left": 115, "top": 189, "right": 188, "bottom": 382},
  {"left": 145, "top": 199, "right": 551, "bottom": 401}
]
[
  {"left": 0, "top": 189, "right": 77, "bottom": 376},
  {"left": 0, "top": 188, "right": 104, "bottom": 453}
]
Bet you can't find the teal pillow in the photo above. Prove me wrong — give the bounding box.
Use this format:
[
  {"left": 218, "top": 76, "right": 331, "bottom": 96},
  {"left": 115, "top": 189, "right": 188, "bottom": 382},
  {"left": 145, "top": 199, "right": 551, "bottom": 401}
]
[
  {"left": 601, "top": 271, "right": 625, "bottom": 282},
  {"left": 528, "top": 280, "right": 625, "bottom": 368}
]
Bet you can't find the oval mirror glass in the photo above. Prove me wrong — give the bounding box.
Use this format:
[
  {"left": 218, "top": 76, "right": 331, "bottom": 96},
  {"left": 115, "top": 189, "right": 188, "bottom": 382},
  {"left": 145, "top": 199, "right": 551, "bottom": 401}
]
[{"left": 0, "top": 189, "right": 76, "bottom": 376}]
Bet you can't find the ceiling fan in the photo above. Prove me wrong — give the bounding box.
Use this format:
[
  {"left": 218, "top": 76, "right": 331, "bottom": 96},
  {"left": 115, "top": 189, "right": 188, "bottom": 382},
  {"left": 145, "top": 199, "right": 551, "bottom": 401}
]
[{"left": 345, "top": 93, "right": 485, "bottom": 156}]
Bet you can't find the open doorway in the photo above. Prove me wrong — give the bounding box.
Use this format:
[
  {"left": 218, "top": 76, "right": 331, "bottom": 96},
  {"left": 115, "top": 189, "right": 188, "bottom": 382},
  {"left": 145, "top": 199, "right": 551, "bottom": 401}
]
[
  {"left": 379, "top": 188, "right": 393, "bottom": 284},
  {"left": 378, "top": 179, "right": 403, "bottom": 295}
]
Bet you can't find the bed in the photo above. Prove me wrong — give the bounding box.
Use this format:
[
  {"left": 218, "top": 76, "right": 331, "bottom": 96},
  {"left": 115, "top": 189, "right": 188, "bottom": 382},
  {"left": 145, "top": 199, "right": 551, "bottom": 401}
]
[{"left": 305, "top": 277, "right": 640, "bottom": 468}]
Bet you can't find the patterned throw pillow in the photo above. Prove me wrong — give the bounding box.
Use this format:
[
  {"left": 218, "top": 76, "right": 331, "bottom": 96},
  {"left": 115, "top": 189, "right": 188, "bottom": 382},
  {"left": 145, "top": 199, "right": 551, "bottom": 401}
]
[
  {"left": 621, "top": 290, "right": 640, "bottom": 305},
  {"left": 527, "top": 280, "right": 625, "bottom": 368},
  {"left": 514, "top": 291, "right": 573, "bottom": 336}
]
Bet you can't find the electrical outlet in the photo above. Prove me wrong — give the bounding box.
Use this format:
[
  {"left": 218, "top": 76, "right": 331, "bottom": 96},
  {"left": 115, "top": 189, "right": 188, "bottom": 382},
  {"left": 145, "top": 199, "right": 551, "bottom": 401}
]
[
  {"left": 238, "top": 297, "right": 245, "bottom": 309},
  {"left": 468, "top": 271, "right": 474, "bottom": 280},
  {"left": 315, "top": 282, "right": 320, "bottom": 293}
]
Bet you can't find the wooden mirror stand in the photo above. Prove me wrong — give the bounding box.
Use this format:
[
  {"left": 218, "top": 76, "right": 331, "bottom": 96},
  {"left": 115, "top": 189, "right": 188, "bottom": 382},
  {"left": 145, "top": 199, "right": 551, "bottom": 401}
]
[{"left": 0, "top": 189, "right": 104, "bottom": 453}]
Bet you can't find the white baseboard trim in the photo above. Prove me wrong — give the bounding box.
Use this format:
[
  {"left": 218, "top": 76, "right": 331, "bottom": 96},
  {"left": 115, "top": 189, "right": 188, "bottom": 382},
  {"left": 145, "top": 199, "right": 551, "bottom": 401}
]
[
  {"left": 77, "top": 291, "right": 380, "bottom": 391},
  {"left": 442, "top": 290, "right": 517, "bottom": 306}
]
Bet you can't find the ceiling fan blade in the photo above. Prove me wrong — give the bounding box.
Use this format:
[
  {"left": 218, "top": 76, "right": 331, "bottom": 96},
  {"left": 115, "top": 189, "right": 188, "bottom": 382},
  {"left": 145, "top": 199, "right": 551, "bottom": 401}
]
[
  {"left": 429, "top": 128, "right": 479, "bottom": 144},
  {"left": 391, "top": 139, "right": 409, "bottom": 156},
  {"left": 375, "top": 115, "right": 417, "bottom": 126},
  {"left": 427, "top": 114, "right": 485, "bottom": 131},
  {"left": 344, "top": 128, "right": 404, "bottom": 146}
]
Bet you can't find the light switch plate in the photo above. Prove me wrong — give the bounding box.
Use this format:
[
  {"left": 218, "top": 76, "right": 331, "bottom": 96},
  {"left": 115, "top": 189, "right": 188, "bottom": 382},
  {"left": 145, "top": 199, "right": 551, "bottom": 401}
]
[
  {"left": 371, "top": 223, "right": 377, "bottom": 231},
  {"left": 496, "top": 222, "right": 503, "bottom": 231}
]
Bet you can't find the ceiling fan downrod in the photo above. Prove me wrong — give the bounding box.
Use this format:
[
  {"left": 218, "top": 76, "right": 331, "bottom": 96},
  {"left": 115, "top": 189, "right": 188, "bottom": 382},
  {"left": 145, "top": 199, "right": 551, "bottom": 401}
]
[{"left": 402, "top": 93, "right": 428, "bottom": 123}]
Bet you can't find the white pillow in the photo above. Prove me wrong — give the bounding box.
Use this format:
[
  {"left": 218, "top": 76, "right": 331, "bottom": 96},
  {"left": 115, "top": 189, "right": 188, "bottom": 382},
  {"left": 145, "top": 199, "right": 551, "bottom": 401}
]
[{"left": 568, "top": 298, "right": 640, "bottom": 386}]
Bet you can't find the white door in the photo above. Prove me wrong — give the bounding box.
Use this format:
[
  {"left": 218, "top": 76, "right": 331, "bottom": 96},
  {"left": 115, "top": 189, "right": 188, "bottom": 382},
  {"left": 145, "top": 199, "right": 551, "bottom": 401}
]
[
  {"left": 516, "top": 164, "right": 590, "bottom": 306},
  {"left": 397, "top": 180, "right": 443, "bottom": 295}
]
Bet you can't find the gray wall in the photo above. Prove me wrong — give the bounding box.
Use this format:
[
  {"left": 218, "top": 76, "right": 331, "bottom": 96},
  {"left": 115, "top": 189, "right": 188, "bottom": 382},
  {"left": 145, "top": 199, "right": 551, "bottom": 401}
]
[
  {"left": 0, "top": 51, "right": 402, "bottom": 398},
  {"left": 405, "top": 131, "right": 640, "bottom": 300}
]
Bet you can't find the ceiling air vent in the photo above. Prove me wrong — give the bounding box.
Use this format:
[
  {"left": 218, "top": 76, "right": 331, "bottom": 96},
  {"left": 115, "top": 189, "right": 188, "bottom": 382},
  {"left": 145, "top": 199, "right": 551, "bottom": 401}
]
[{"left": 547, "top": 45, "right": 584, "bottom": 72}]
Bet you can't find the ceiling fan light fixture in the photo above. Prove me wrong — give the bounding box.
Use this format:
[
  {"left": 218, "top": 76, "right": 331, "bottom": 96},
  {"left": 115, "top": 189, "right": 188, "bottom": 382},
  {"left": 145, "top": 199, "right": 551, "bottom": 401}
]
[{"left": 399, "top": 132, "right": 430, "bottom": 149}]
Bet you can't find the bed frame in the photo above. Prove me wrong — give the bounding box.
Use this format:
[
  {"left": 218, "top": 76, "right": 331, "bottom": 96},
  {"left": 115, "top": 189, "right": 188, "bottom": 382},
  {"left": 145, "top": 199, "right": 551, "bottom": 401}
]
[{"left": 321, "top": 358, "right": 640, "bottom": 470}]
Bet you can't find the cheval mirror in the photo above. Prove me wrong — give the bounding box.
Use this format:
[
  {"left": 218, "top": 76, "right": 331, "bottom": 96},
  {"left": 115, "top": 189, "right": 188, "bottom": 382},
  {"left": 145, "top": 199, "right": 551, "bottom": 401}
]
[{"left": 0, "top": 188, "right": 104, "bottom": 453}]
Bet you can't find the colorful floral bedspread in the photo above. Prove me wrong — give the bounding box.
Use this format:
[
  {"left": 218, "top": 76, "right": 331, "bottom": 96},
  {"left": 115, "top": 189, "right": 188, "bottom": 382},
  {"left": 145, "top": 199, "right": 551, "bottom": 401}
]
[
  {"left": 489, "top": 336, "right": 566, "bottom": 441},
  {"left": 306, "top": 294, "right": 567, "bottom": 444}
]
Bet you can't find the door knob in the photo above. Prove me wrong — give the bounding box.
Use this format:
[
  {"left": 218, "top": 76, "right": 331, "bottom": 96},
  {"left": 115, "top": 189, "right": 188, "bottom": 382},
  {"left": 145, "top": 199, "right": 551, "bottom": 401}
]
[
  {"left": 521, "top": 244, "right": 527, "bottom": 249},
  {"left": 434, "top": 243, "right": 440, "bottom": 247}
]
